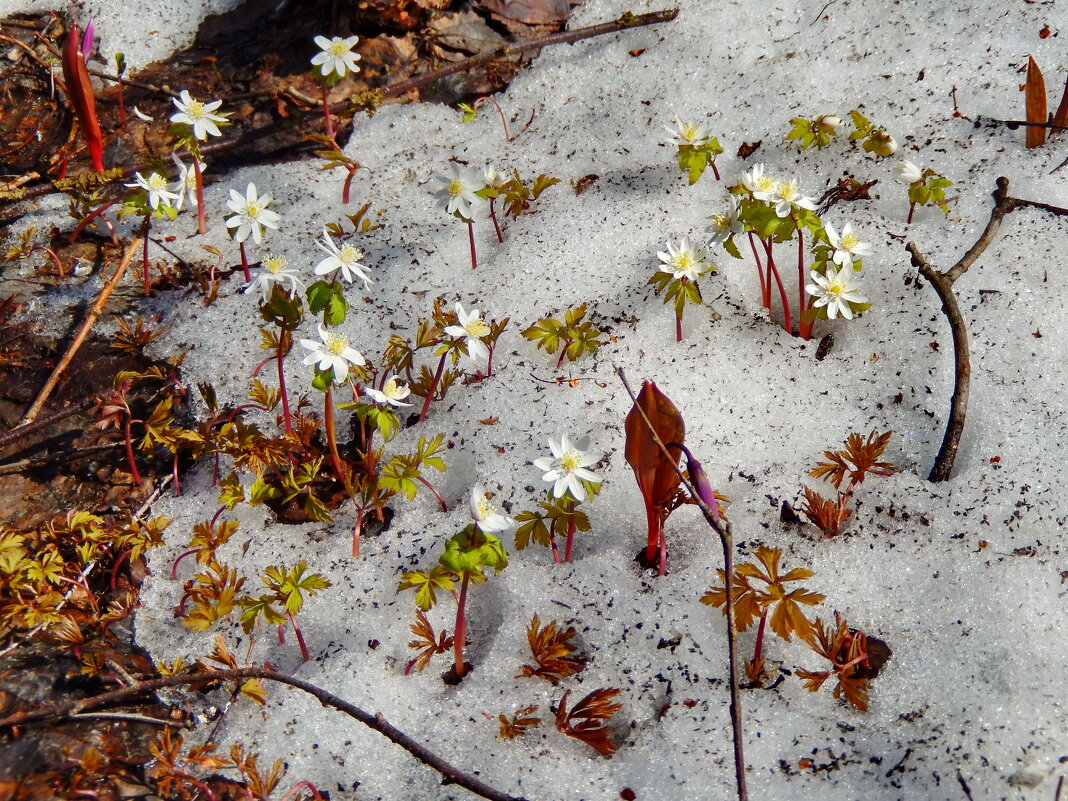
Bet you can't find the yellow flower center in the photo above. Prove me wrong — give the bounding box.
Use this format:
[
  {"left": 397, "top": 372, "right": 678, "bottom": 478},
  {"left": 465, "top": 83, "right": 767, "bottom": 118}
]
[
  {"left": 673, "top": 252, "right": 694, "bottom": 272},
  {"left": 710, "top": 214, "right": 729, "bottom": 232},
  {"left": 560, "top": 450, "right": 582, "bottom": 472},
  {"left": 185, "top": 99, "right": 206, "bottom": 119},
  {"left": 324, "top": 332, "right": 349, "bottom": 355},
  {"left": 245, "top": 201, "right": 263, "bottom": 219},
  {"left": 754, "top": 175, "right": 776, "bottom": 194},
  {"left": 447, "top": 180, "right": 464, "bottom": 198},
  {"left": 147, "top": 174, "right": 168, "bottom": 191},
  {"left": 841, "top": 232, "right": 860, "bottom": 251},
  {"left": 681, "top": 124, "right": 702, "bottom": 143},
  {"left": 263, "top": 255, "right": 288, "bottom": 275},
  {"left": 777, "top": 180, "right": 799, "bottom": 201},
  {"left": 464, "top": 318, "right": 490, "bottom": 337},
  {"left": 330, "top": 42, "right": 347, "bottom": 57},
  {"left": 339, "top": 243, "right": 364, "bottom": 264}
]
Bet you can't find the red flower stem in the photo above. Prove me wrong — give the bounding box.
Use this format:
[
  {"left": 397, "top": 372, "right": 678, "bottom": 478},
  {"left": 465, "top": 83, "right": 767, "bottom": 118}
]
[
  {"left": 564, "top": 515, "right": 576, "bottom": 562},
  {"left": 191, "top": 155, "right": 207, "bottom": 235},
  {"left": 467, "top": 221, "right": 477, "bottom": 269},
  {"left": 643, "top": 503, "right": 658, "bottom": 568},
  {"left": 797, "top": 228, "right": 814, "bottom": 341},
  {"left": 752, "top": 608, "right": 768, "bottom": 665},
  {"left": 675, "top": 311, "right": 683, "bottom": 342},
  {"left": 33, "top": 247, "right": 66, "bottom": 278},
  {"left": 762, "top": 239, "right": 792, "bottom": 334},
  {"left": 418, "top": 353, "right": 447, "bottom": 423},
  {"left": 488, "top": 199, "right": 503, "bottom": 243},
  {"left": 239, "top": 242, "right": 251, "bottom": 283},
  {"left": 325, "top": 388, "right": 348, "bottom": 486},
  {"left": 907, "top": 202, "right": 916, "bottom": 225},
  {"left": 172, "top": 451, "right": 181, "bottom": 495},
  {"left": 342, "top": 165, "right": 357, "bottom": 205},
  {"left": 549, "top": 534, "right": 562, "bottom": 563},
  {"left": 279, "top": 781, "right": 324, "bottom": 801},
  {"left": 657, "top": 517, "right": 667, "bottom": 577},
  {"left": 556, "top": 340, "right": 570, "bottom": 369},
  {"left": 288, "top": 611, "right": 310, "bottom": 662},
  {"left": 453, "top": 574, "right": 470, "bottom": 678},
  {"left": 69, "top": 200, "right": 118, "bottom": 245},
  {"left": 173, "top": 773, "right": 218, "bottom": 801},
  {"left": 322, "top": 83, "right": 335, "bottom": 140},
  {"left": 416, "top": 475, "right": 447, "bottom": 512},
  {"left": 277, "top": 334, "right": 294, "bottom": 436},
  {"left": 711, "top": 160, "right": 720, "bottom": 181},
  {"left": 747, "top": 232, "right": 769, "bottom": 307},
  {"left": 170, "top": 549, "right": 198, "bottom": 579},
  {"left": 486, "top": 344, "right": 495, "bottom": 378},
  {"left": 141, "top": 221, "right": 151, "bottom": 295},
  {"left": 117, "top": 78, "right": 126, "bottom": 126},
  {"left": 123, "top": 413, "right": 142, "bottom": 486},
  {"left": 109, "top": 549, "right": 131, "bottom": 591}
]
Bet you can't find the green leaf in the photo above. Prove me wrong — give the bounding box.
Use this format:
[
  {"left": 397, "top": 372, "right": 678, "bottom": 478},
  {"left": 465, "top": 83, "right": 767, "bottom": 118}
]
[{"left": 723, "top": 236, "right": 742, "bottom": 260}]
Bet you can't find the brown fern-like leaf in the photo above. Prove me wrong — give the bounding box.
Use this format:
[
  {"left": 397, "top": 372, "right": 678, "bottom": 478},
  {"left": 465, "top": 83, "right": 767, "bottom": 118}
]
[
  {"left": 499, "top": 706, "right": 541, "bottom": 739},
  {"left": 518, "top": 615, "right": 586, "bottom": 684},
  {"left": 800, "top": 487, "right": 850, "bottom": 537},
  {"left": 842, "top": 430, "right": 895, "bottom": 484},
  {"left": 405, "top": 610, "right": 453, "bottom": 675},
  {"left": 701, "top": 569, "right": 762, "bottom": 631},
  {"left": 555, "top": 688, "right": 622, "bottom": 756}
]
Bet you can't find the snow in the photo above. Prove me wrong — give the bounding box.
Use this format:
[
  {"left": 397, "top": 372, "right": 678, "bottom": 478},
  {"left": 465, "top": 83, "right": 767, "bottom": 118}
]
[{"left": 4, "top": 0, "right": 1068, "bottom": 799}]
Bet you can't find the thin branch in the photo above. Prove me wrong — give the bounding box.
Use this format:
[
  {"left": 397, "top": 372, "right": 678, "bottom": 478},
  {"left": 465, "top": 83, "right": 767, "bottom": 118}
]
[
  {"left": 907, "top": 177, "right": 1068, "bottom": 481},
  {"left": 19, "top": 236, "right": 142, "bottom": 425},
  {"left": 0, "top": 396, "right": 97, "bottom": 452},
  {"left": 70, "top": 711, "right": 183, "bottom": 727},
  {"left": 615, "top": 367, "right": 747, "bottom": 801},
  {"left": 0, "top": 667, "right": 529, "bottom": 801}
]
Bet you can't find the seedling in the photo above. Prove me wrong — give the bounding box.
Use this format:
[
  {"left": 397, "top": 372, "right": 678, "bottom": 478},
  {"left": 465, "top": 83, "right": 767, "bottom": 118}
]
[
  {"left": 648, "top": 237, "right": 716, "bottom": 341},
  {"left": 517, "top": 615, "right": 586, "bottom": 684},
  {"left": 398, "top": 524, "right": 508, "bottom": 681},
  {"left": 784, "top": 115, "right": 844, "bottom": 150},
  {"left": 405, "top": 609, "right": 453, "bottom": 675},
  {"left": 893, "top": 160, "right": 954, "bottom": 224},
  {"left": 702, "top": 545, "right": 824, "bottom": 684},
  {"left": 800, "top": 430, "right": 895, "bottom": 537},
  {"left": 665, "top": 118, "right": 724, "bottom": 183},
  {"left": 522, "top": 303, "right": 603, "bottom": 367},
  {"left": 847, "top": 110, "right": 897, "bottom": 157},
  {"left": 796, "top": 612, "right": 892, "bottom": 711},
  {"left": 499, "top": 706, "right": 541, "bottom": 739},
  {"left": 554, "top": 688, "right": 623, "bottom": 756},
  {"left": 239, "top": 561, "right": 331, "bottom": 662}
]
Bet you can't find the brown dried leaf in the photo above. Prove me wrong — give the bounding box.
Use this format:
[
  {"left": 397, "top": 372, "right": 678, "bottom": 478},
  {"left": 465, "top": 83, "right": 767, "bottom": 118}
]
[
  {"left": 555, "top": 688, "right": 622, "bottom": 756},
  {"left": 800, "top": 487, "right": 850, "bottom": 537},
  {"left": 1052, "top": 75, "right": 1068, "bottom": 134},
  {"left": 1025, "top": 56, "right": 1048, "bottom": 148},
  {"left": 517, "top": 614, "right": 586, "bottom": 684},
  {"left": 499, "top": 705, "right": 541, "bottom": 739},
  {"left": 406, "top": 610, "right": 453, "bottom": 674}
]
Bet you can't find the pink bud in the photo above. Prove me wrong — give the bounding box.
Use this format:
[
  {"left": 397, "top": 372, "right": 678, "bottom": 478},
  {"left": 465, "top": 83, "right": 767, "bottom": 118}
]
[{"left": 80, "top": 19, "right": 95, "bottom": 61}]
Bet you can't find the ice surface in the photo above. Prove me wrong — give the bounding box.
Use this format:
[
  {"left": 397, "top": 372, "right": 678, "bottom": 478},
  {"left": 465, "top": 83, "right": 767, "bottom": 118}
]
[{"left": 5, "top": 0, "right": 1068, "bottom": 798}]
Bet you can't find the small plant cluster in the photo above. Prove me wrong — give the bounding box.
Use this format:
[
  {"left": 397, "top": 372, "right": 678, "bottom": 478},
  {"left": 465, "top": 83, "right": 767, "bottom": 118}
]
[
  {"left": 0, "top": 511, "right": 170, "bottom": 673},
  {"left": 799, "top": 430, "right": 896, "bottom": 537},
  {"left": 491, "top": 615, "right": 622, "bottom": 757},
  {"left": 702, "top": 545, "right": 891, "bottom": 710},
  {"left": 659, "top": 109, "right": 956, "bottom": 341}
]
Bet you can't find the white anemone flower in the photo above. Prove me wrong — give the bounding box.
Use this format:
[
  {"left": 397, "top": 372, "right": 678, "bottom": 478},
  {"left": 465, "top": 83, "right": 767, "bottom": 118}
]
[
  {"left": 432, "top": 163, "right": 485, "bottom": 220},
  {"left": 740, "top": 163, "right": 777, "bottom": 201},
  {"left": 532, "top": 434, "right": 601, "bottom": 502},
  {"left": 657, "top": 236, "right": 710, "bottom": 281},
  {"left": 444, "top": 303, "right": 490, "bottom": 362},
  {"left": 707, "top": 196, "right": 743, "bottom": 245},
  {"left": 806, "top": 265, "right": 869, "bottom": 320},
  {"left": 364, "top": 377, "right": 412, "bottom": 407},
  {"left": 244, "top": 254, "right": 305, "bottom": 304},
  {"left": 169, "top": 90, "right": 227, "bottom": 140},
  {"left": 469, "top": 484, "right": 515, "bottom": 534},
  {"left": 893, "top": 160, "right": 924, "bottom": 185},
  {"left": 315, "top": 228, "right": 372, "bottom": 288},
  {"left": 126, "top": 171, "right": 179, "bottom": 211},
  {"left": 771, "top": 178, "right": 817, "bottom": 218},
  {"left": 169, "top": 153, "right": 204, "bottom": 212},
  {"left": 664, "top": 117, "right": 712, "bottom": 147},
  {"left": 311, "top": 35, "right": 362, "bottom": 78},
  {"left": 824, "top": 222, "right": 873, "bottom": 269},
  {"left": 300, "top": 324, "right": 366, "bottom": 384},
  {"left": 483, "top": 163, "right": 508, "bottom": 189},
  {"left": 225, "top": 183, "right": 281, "bottom": 245},
  {"left": 816, "top": 114, "right": 844, "bottom": 134}
]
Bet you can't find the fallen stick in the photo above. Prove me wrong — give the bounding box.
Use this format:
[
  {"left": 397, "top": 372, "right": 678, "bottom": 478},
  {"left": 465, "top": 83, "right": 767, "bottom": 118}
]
[
  {"left": 616, "top": 367, "right": 747, "bottom": 801},
  {"left": 19, "top": 235, "right": 143, "bottom": 425},
  {"left": 0, "top": 666, "right": 530, "bottom": 801},
  {"left": 906, "top": 177, "right": 1068, "bottom": 481}
]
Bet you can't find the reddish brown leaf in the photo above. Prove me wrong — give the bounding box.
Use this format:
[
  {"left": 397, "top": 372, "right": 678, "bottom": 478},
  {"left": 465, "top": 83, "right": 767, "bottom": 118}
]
[
  {"left": 498, "top": 706, "right": 541, "bottom": 739},
  {"left": 625, "top": 381, "right": 685, "bottom": 569},
  {"left": 1025, "top": 56, "right": 1048, "bottom": 148},
  {"left": 555, "top": 688, "right": 622, "bottom": 756},
  {"left": 1051, "top": 75, "right": 1068, "bottom": 134},
  {"left": 517, "top": 615, "right": 585, "bottom": 684},
  {"left": 61, "top": 25, "right": 105, "bottom": 171}
]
